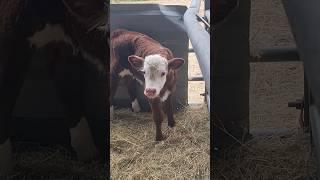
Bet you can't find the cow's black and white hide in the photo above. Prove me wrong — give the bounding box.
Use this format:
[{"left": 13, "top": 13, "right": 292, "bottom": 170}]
[{"left": 0, "top": 0, "right": 108, "bottom": 177}]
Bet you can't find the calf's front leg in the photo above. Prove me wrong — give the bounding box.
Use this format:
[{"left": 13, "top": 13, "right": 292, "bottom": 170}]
[
  {"left": 149, "top": 98, "right": 164, "bottom": 141},
  {"left": 165, "top": 95, "right": 175, "bottom": 127}
]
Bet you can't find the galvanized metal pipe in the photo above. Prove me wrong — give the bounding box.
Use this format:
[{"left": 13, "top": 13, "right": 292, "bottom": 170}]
[
  {"left": 184, "top": 0, "right": 210, "bottom": 111},
  {"left": 205, "top": 10, "right": 210, "bottom": 23},
  {"left": 251, "top": 47, "right": 300, "bottom": 62},
  {"left": 188, "top": 75, "right": 204, "bottom": 81}
]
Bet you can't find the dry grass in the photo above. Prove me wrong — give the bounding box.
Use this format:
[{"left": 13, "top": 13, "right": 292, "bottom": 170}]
[
  {"left": 111, "top": 105, "right": 210, "bottom": 179},
  {"left": 8, "top": 145, "right": 105, "bottom": 180},
  {"left": 214, "top": 130, "right": 316, "bottom": 179}
]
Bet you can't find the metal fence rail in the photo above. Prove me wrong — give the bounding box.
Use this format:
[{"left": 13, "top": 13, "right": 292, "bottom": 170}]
[
  {"left": 251, "top": 47, "right": 300, "bottom": 62},
  {"left": 184, "top": 0, "right": 210, "bottom": 111}
]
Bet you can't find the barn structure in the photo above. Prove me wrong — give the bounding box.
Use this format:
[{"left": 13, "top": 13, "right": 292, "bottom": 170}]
[{"left": 213, "top": 0, "right": 320, "bottom": 178}]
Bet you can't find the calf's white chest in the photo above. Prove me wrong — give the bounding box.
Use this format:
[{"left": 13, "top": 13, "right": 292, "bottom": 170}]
[{"left": 161, "top": 90, "right": 171, "bottom": 102}]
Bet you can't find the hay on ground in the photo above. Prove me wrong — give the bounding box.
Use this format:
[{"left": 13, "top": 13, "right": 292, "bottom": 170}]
[
  {"left": 111, "top": 105, "right": 210, "bottom": 179},
  {"left": 9, "top": 145, "right": 105, "bottom": 180},
  {"left": 214, "top": 129, "right": 316, "bottom": 180}
]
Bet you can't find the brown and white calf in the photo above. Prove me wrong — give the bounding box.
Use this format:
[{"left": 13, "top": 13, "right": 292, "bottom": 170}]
[{"left": 110, "top": 29, "right": 184, "bottom": 141}]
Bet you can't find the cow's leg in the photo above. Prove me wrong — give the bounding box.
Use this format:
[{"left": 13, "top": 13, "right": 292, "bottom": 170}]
[
  {"left": 149, "top": 98, "right": 164, "bottom": 141},
  {"left": 53, "top": 45, "right": 98, "bottom": 161},
  {"left": 0, "top": 34, "right": 31, "bottom": 177},
  {"left": 165, "top": 95, "right": 175, "bottom": 127},
  {"left": 0, "top": 138, "right": 12, "bottom": 178},
  {"left": 126, "top": 77, "right": 141, "bottom": 112},
  {"left": 82, "top": 61, "right": 107, "bottom": 160},
  {"left": 69, "top": 116, "right": 99, "bottom": 161}
]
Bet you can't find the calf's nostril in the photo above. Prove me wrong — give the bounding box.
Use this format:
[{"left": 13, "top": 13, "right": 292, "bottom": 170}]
[{"left": 146, "top": 88, "right": 156, "bottom": 95}]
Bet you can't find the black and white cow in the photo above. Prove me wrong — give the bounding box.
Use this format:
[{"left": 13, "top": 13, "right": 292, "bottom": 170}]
[{"left": 0, "top": 0, "right": 108, "bottom": 177}]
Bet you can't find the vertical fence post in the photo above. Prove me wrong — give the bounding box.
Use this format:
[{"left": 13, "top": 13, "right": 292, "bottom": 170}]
[{"left": 213, "top": 0, "right": 251, "bottom": 150}]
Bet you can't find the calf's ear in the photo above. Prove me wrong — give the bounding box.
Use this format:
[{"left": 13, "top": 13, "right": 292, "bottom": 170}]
[
  {"left": 128, "top": 55, "right": 144, "bottom": 70},
  {"left": 168, "top": 58, "right": 185, "bottom": 70}
]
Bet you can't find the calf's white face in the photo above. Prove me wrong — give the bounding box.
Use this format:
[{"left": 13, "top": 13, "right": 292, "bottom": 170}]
[
  {"left": 128, "top": 54, "right": 184, "bottom": 99},
  {"left": 142, "top": 55, "right": 168, "bottom": 98}
]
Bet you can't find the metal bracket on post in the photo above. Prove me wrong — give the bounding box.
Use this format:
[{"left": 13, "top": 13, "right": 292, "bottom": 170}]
[{"left": 288, "top": 98, "right": 308, "bottom": 131}]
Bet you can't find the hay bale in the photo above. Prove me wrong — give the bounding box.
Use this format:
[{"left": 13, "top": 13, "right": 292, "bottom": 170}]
[{"left": 111, "top": 105, "right": 210, "bottom": 179}]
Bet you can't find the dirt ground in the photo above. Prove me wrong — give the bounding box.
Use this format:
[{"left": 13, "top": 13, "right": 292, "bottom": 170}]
[{"left": 250, "top": 0, "right": 303, "bottom": 130}]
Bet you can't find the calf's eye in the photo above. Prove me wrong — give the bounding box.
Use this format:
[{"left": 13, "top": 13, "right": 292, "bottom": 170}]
[
  {"left": 140, "top": 70, "right": 145, "bottom": 74},
  {"left": 161, "top": 72, "right": 165, "bottom": 77}
]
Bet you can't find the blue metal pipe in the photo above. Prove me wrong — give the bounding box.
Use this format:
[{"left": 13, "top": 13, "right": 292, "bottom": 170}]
[{"left": 184, "top": 0, "right": 210, "bottom": 111}]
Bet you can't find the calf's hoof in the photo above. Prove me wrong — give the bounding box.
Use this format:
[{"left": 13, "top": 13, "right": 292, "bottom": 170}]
[
  {"left": 168, "top": 121, "right": 175, "bottom": 128},
  {"left": 70, "top": 117, "right": 99, "bottom": 161},
  {"left": 0, "top": 139, "right": 13, "bottom": 178},
  {"left": 155, "top": 134, "right": 164, "bottom": 141}
]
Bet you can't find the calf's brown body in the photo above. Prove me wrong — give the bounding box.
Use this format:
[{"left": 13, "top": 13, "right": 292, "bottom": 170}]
[{"left": 110, "top": 29, "right": 182, "bottom": 141}]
